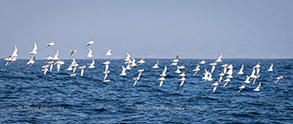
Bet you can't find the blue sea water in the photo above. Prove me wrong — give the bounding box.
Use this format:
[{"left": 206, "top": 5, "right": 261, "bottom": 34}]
[{"left": 0, "top": 59, "right": 292, "bottom": 123}]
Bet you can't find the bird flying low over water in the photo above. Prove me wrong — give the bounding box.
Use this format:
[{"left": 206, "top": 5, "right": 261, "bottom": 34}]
[
  {"left": 88, "top": 59, "right": 95, "bottom": 69},
  {"left": 215, "top": 52, "right": 223, "bottom": 63},
  {"left": 4, "top": 45, "right": 18, "bottom": 66},
  {"left": 52, "top": 50, "right": 59, "bottom": 61},
  {"left": 253, "top": 82, "right": 261, "bottom": 92},
  {"left": 238, "top": 85, "right": 245, "bottom": 93},
  {"left": 152, "top": 60, "right": 159, "bottom": 69},
  {"left": 120, "top": 65, "right": 127, "bottom": 76},
  {"left": 275, "top": 76, "right": 283, "bottom": 84},
  {"left": 26, "top": 56, "right": 36, "bottom": 68},
  {"left": 237, "top": 64, "right": 244, "bottom": 75},
  {"left": 199, "top": 60, "right": 206, "bottom": 64},
  {"left": 267, "top": 63, "right": 273, "bottom": 72}
]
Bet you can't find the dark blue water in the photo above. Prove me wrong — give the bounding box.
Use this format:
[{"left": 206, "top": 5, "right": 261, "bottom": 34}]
[{"left": 0, "top": 59, "right": 292, "bottom": 123}]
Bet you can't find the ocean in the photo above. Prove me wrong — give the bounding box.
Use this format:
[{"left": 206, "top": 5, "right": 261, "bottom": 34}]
[{"left": 0, "top": 59, "right": 292, "bottom": 123}]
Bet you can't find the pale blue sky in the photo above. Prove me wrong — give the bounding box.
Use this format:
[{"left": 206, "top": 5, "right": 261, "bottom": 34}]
[{"left": 0, "top": 0, "right": 292, "bottom": 59}]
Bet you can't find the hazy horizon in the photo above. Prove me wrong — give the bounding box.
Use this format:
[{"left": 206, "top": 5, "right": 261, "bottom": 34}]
[{"left": 0, "top": 0, "right": 292, "bottom": 59}]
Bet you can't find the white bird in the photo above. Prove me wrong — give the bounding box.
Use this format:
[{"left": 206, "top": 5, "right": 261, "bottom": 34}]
[
  {"left": 212, "top": 81, "right": 219, "bottom": 93},
  {"left": 48, "top": 61, "right": 54, "bottom": 71},
  {"left": 124, "top": 53, "right": 131, "bottom": 62},
  {"left": 243, "top": 75, "right": 251, "bottom": 84},
  {"left": 88, "top": 59, "right": 95, "bottom": 68},
  {"left": 221, "top": 64, "right": 228, "bottom": 74},
  {"left": 44, "top": 55, "right": 52, "bottom": 63},
  {"left": 26, "top": 56, "right": 36, "bottom": 68},
  {"left": 172, "top": 55, "right": 179, "bottom": 63},
  {"left": 160, "top": 65, "right": 167, "bottom": 77},
  {"left": 267, "top": 63, "right": 273, "bottom": 72},
  {"left": 138, "top": 58, "right": 145, "bottom": 65},
  {"left": 253, "top": 82, "right": 261, "bottom": 91},
  {"left": 79, "top": 65, "right": 86, "bottom": 77},
  {"left": 103, "top": 59, "right": 111, "bottom": 65},
  {"left": 179, "top": 72, "right": 186, "bottom": 78},
  {"left": 42, "top": 65, "right": 49, "bottom": 75},
  {"left": 275, "top": 76, "right": 283, "bottom": 84},
  {"left": 199, "top": 60, "right": 206, "bottom": 64},
  {"left": 11, "top": 45, "right": 18, "bottom": 57},
  {"left": 210, "top": 62, "right": 217, "bottom": 73},
  {"left": 202, "top": 69, "right": 209, "bottom": 81},
  {"left": 86, "top": 48, "right": 93, "bottom": 58},
  {"left": 237, "top": 64, "right": 244, "bottom": 75},
  {"left": 158, "top": 76, "right": 165, "bottom": 88},
  {"left": 120, "top": 65, "right": 127, "bottom": 76},
  {"left": 87, "top": 40, "right": 94, "bottom": 47},
  {"left": 52, "top": 50, "right": 59, "bottom": 61},
  {"left": 238, "top": 85, "right": 245, "bottom": 93},
  {"left": 55, "top": 60, "right": 64, "bottom": 72},
  {"left": 105, "top": 49, "right": 111, "bottom": 56},
  {"left": 47, "top": 42, "right": 54, "bottom": 48},
  {"left": 206, "top": 73, "right": 213, "bottom": 82},
  {"left": 30, "top": 42, "right": 38, "bottom": 55},
  {"left": 171, "top": 62, "right": 178, "bottom": 66},
  {"left": 125, "top": 63, "right": 131, "bottom": 70},
  {"left": 192, "top": 64, "right": 200, "bottom": 76},
  {"left": 178, "top": 63, "right": 185, "bottom": 69},
  {"left": 174, "top": 66, "right": 181, "bottom": 74},
  {"left": 70, "top": 72, "right": 77, "bottom": 78},
  {"left": 4, "top": 46, "right": 18, "bottom": 66},
  {"left": 130, "top": 58, "right": 137, "bottom": 67},
  {"left": 223, "top": 78, "right": 231, "bottom": 87},
  {"left": 218, "top": 72, "right": 225, "bottom": 82},
  {"left": 179, "top": 76, "right": 186, "bottom": 87},
  {"left": 69, "top": 50, "right": 77, "bottom": 58},
  {"left": 152, "top": 60, "right": 159, "bottom": 69},
  {"left": 215, "top": 52, "right": 223, "bottom": 63}
]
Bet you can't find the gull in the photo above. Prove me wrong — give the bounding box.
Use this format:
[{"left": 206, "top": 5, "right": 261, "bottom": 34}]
[
  {"left": 249, "top": 67, "right": 258, "bottom": 85},
  {"left": 26, "top": 56, "right": 36, "bottom": 68},
  {"left": 172, "top": 55, "right": 179, "bottom": 63},
  {"left": 253, "top": 82, "right": 261, "bottom": 91},
  {"left": 243, "top": 75, "right": 251, "bottom": 84},
  {"left": 125, "top": 63, "right": 131, "bottom": 70},
  {"left": 4, "top": 46, "right": 18, "bottom": 66},
  {"left": 69, "top": 50, "right": 77, "bottom": 58},
  {"left": 120, "top": 65, "right": 127, "bottom": 76},
  {"left": 267, "top": 63, "right": 273, "bottom": 72},
  {"left": 178, "top": 62, "right": 185, "bottom": 69},
  {"left": 138, "top": 58, "right": 145, "bottom": 65},
  {"left": 105, "top": 49, "right": 111, "bottom": 56},
  {"left": 199, "top": 60, "right": 206, "bottom": 64},
  {"left": 218, "top": 72, "right": 225, "bottom": 82},
  {"left": 152, "top": 60, "right": 159, "bottom": 69},
  {"left": 212, "top": 81, "right": 219, "bottom": 93},
  {"left": 52, "top": 50, "right": 59, "bottom": 61},
  {"left": 86, "top": 48, "right": 93, "bottom": 58},
  {"left": 42, "top": 65, "right": 49, "bottom": 75},
  {"left": 72, "top": 61, "right": 79, "bottom": 73},
  {"left": 48, "top": 61, "right": 54, "bottom": 71},
  {"left": 103, "top": 71, "right": 110, "bottom": 82},
  {"left": 206, "top": 73, "right": 213, "bottom": 82},
  {"left": 47, "top": 41, "right": 54, "bottom": 48},
  {"left": 87, "top": 39, "right": 94, "bottom": 47},
  {"left": 192, "top": 64, "right": 200, "bottom": 76},
  {"left": 179, "top": 76, "right": 186, "bottom": 87},
  {"left": 238, "top": 85, "right": 245, "bottom": 93},
  {"left": 221, "top": 64, "right": 228, "bottom": 74},
  {"left": 130, "top": 58, "right": 137, "bottom": 67},
  {"left": 67, "top": 58, "right": 77, "bottom": 71},
  {"left": 237, "top": 64, "right": 244, "bottom": 75},
  {"left": 171, "top": 62, "right": 178, "bottom": 66},
  {"left": 133, "top": 69, "right": 144, "bottom": 86},
  {"left": 160, "top": 65, "right": 167, "bottom": 77},
  {"left": 202, "top": 69, "right": 209, "bottom": 81},
  {"left": 174, "top": 66, "right": 181, "bottom": 74},
  {"left": 158, "top": 76, "right": 165, "bottom": 88},
  {"left": 223, "top": 78, "right": 231, "bottom": 87},
  {"left": 44, "top": 55, "right": 52, "bottom": 63},
  {"left": 209, "top": 62, "right": 217, "bottom": 73},
  {"left": 79, "top": 65, "right": 86, "bottom": 77},
  {"left": 88, "top": 59, "right": 95, "bottom": 68},
  {"left": 124, "top": 53, "right": 131, "bottom": 63},
  {"left": 226, "top": 64, "right": 233, "bottom": 76},
  {"left": 215, "top": 52, "right": 223, "bottom": 63},
  {"left": 103, "top": 59, "right": 111, "bottom": 65},
  {"left": 70, "top": 72, "right": 77, "bottom": 78},
  {"left": 55, "top": 60, "right": 64, "bottom": 72},
  {"left": 30, "top": 42, "right": 38, "bottom": 55},
  {"left": 226, "top": 73, "right": 233, "bottom": 79},
  {"left": 275, "top": 76, "right": 283, "bottom": 84},
  {"left": 254, "top": 62, "right": 261, "bottom": 76},
  {"left": 179, "top": 72, "right": 186, "bottom": 78}
]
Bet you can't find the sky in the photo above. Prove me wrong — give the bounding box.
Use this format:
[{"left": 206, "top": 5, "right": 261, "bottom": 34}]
[{"left": 0, "top": 0, "right": 292, "bottom": 59}]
